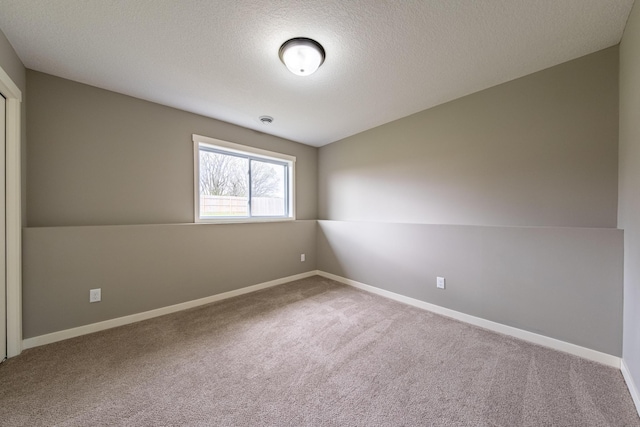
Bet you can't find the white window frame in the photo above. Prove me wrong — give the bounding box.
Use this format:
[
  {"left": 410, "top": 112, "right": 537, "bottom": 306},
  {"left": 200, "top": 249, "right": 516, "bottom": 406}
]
[{"left": 193, "top": 134, "right": 296, "bottom": 223}]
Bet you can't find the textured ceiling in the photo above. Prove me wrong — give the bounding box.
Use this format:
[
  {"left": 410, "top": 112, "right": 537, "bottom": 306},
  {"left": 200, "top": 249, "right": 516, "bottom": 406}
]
[{"left": 0, "top": 0, "right": 635, "bottom": 147}]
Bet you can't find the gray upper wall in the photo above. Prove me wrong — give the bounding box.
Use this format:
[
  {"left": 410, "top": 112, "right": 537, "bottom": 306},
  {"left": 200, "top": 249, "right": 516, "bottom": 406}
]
[
  {"left": 0, "top": 28, "right": 27, "bottom": 223},
  {"left": 0, "top": 28, "right": 25, "bottom": 92},
  {"left": 319, "top": 47, "right": 619, "bottom": 228},
  {"left": 26, "top": 70, "right": 318, "bottom": 227}
]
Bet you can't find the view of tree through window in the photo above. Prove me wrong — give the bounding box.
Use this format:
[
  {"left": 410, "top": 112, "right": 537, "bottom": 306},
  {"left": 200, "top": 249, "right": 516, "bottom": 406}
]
[
  {"left": 198, "top": 148, "right": 288, "bottom": 218},
  {"left": 199, "top": 151, "right": 248, "bottom": 199}
]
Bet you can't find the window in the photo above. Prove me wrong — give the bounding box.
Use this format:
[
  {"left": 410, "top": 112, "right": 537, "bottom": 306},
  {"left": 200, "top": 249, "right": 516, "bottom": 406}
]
[{"left": 193, "top": 134, "right": 295, "bottom": 222}]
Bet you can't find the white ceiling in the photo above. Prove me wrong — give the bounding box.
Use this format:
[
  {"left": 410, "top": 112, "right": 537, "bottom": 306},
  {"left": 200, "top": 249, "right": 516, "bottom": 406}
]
[{"left": 0, "top": 0, "right": 635, "bottom": 147}]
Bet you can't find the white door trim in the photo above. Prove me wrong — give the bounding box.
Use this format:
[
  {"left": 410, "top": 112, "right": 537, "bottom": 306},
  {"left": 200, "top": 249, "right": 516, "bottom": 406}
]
[{"left": 0, "top": 64, "right": 22, "bottom": 358}]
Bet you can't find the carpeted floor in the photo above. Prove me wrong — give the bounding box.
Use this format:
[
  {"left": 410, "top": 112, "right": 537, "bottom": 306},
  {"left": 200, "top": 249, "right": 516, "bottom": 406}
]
[{"left": 0, "top": 276, "right": 638, "bottom": 426}]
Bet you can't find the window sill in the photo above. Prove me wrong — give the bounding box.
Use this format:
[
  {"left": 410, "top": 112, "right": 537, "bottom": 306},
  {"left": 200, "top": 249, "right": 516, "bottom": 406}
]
[{"left": 194, "top": 217, "right": 296, "bottom": 225}]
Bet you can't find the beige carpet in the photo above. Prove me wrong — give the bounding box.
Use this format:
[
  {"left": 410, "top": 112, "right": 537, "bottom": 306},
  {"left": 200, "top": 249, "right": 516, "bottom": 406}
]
[{"left": 0, "top": 276, "right": 638, "bottom": 426}]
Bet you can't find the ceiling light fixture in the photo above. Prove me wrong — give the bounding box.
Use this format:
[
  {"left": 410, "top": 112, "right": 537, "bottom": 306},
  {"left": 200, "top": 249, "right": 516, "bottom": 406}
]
[
  {"left": 259, "top": 115, "right": 274, "bottom": 124},
  {"left": 279, "top": 38, "right": 325, "bottom": 76}
]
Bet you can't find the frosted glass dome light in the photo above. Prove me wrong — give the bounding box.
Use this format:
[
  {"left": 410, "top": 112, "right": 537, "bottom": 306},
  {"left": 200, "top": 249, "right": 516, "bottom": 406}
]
[{"left": 279, "top": 38, "right": 325, "bottom": 76}]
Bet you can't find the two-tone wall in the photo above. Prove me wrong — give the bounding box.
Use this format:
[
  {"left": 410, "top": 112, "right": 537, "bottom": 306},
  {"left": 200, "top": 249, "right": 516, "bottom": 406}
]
[
  {"left": 9, "top": 34, "right": 631, "bottom": 366},
  {"left": 318, "top": 47, "right": 624, "bottom": 356},
  {"left": 619, "top": 0, "right": 640, "bottom": 407},
  {"left": 24, "top": 71, "right": 318, "bottom": 338}
]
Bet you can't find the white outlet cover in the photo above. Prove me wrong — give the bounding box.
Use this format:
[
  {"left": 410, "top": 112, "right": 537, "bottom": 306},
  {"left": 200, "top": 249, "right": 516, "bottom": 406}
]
[
  {"left": 301, "top": 254, "right": 306, "bottom": 262},
  {"left": 437, "top": 277, "right": 446, "bottom": 289},
  {"left": 90, "top": 288, "right": 101, "bottom": 303}
]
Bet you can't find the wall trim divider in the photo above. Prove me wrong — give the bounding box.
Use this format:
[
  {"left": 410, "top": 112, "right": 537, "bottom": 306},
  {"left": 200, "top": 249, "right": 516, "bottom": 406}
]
[
  {"left": 622, "top": 358, "right": 640, "bottom": 416},
  {"left": 316, "top": 271, "right": 621, "bottom": 368},
  {"left": 22, "top": 270, "right": 317, "bottom": 350}
]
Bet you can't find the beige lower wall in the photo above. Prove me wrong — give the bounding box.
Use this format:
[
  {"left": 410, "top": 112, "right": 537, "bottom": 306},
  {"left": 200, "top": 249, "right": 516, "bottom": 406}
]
[
  {"left": 23, "top": 219, "right": 624, "bottom": 358},
  {"left": 317, "top": 220, "right": 623, "bottom": 356},
  {"left": 23, "top": 220, "right": 317, "bottom": 338}
]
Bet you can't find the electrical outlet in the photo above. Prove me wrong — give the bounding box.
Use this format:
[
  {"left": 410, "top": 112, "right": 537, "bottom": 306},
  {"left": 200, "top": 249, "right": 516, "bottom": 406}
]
[
  {"left": 436, "top": 277, "right": 446, "bottom": 289},
  {"left": 301, "top": 253, "right": 306, "bottom": 262},
  {"left": 89, "top": 288, "right": 101, "bottom": 303}
]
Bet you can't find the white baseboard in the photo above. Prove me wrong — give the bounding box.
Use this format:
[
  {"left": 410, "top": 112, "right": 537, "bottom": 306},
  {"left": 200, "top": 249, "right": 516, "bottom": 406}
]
[
  {"left": 621, "top": 359, "right": 640, "bottom": 417},
  {"left": 317, "top": 271, "right": 621, "bottom": 368},
  {"left": 22, "top": 271, "right": 317, "bottom": 350}
]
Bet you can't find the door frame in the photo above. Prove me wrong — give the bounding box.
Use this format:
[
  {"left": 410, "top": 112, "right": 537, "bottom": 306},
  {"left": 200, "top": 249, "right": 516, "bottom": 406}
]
[{"left": 0, "top": 64, "right": 22, "bottom": 358}]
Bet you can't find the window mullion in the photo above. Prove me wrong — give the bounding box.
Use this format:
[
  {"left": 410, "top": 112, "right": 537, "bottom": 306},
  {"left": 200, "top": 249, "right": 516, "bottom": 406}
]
[
  {"left": 247, "top": 158, "right": 252, "bottom": 217},
  {"left": 284, "top": 165, "right": 289, "bottom": 217}
]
